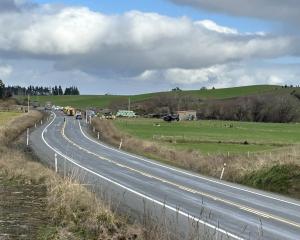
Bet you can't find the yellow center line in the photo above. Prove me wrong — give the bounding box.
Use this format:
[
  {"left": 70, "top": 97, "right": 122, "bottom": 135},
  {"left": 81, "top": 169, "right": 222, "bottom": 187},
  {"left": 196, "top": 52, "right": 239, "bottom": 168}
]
[{"left": 61, "top": 120, "right": 300, "bottom": 229}]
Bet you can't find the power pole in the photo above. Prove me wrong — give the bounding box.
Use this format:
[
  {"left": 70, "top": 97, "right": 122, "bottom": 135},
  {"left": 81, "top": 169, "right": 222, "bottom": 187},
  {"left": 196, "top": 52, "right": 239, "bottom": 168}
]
[
  {"left": 27, "top": 94, "right": 30, "bottom": 113},
  {"left": 128, "top": 97, "right": 131, "bottom": 111}
]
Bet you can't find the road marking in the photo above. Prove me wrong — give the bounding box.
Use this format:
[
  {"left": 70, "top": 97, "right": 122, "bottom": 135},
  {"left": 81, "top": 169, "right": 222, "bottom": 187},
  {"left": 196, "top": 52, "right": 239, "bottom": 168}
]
[
  {"left": 78, "top": 121, "right": 300, "bottom": 208},
  {"left": 62, "top": 120, "right": 300, "bottom": 229},
  {"left": 41, "top": 112, "right": 244, "bottom": 240}
]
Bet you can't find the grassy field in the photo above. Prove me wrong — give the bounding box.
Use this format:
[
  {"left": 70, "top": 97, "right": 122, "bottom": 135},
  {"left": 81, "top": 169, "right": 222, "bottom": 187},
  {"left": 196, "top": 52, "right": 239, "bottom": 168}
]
[
  {"left": 27, "top": 85, "right": 285, "bottom": 109},
  {"left": 29, "top": 92, "right": 155, "bottom": 108},
  {"left": 0, "top": 112, "right": 22, "bottom": 125},
  {"left": 114, "top": 118, "right": 300, "bottom": 154},
  {"left": 178, "top": 84, "right": 280, "bottom": 99}
]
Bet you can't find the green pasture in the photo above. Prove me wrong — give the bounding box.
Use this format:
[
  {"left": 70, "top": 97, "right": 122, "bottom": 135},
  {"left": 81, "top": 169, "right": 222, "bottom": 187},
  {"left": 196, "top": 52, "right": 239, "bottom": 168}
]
[
  {"left": 114, "top": 118, "right": 300, "bottom": 154},
  {"left": 27, "top": 85, "right": 284, "bottom": 109},
  {"left": 180, "top": 84, "right": 279, "bottom": 99}
]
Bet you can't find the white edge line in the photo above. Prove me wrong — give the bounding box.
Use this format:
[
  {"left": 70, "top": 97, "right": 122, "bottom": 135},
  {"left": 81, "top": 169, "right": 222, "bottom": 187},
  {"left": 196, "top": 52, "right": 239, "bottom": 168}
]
[
  {"left": 42, "top": 112, "right": 244, "bottom": 240},
  {"left": 79, "top": 120, "right": 300, "bottom": 208}
]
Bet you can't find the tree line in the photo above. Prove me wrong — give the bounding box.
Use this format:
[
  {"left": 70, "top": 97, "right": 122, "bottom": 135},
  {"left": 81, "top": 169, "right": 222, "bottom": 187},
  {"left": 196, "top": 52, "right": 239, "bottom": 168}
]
[
  {"left": 0, "top": 80, "right": 80, "bottom": 98},
  {"left": 116, "top": 91, "right": 300, "bottom": 123}
]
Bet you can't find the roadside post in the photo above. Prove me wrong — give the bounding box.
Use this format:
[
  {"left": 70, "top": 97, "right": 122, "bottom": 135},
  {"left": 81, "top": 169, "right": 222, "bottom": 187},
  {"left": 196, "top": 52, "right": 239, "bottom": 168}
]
[
  {"left": 26, "top": 128, "right": 29, "bottom": 146},
  {"left": 34, "top": 123, "right": 37, "bottom": 128},
  {"left": 40, "top": 120, "right": 43, "bottom": 125},
  {"left": 97, "top": 132, "right": 100, "bottom": 140},
  {"left": 89, "top": 116, "right": 92, "bottom": 124},
  {"left": 85, "top": 111, "right": 88, "bottom": 124},
  {"left": 119, "top": 139, "right": 123, "bottom": 150},
  {"left": 220, "top": 163, "right": 226, "bottom": 180},
  {"left": 55, "top": 153, "right": 58, "bottom": 173}
]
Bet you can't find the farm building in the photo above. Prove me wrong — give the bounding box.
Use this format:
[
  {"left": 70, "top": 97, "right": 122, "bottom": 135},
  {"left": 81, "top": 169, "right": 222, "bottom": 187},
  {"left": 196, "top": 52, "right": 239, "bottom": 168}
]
[
  {"left": 116, "top": 110, "right": 136, "bottom": 117},
  {"left": 177, "top": 110, "right": 197, "bottom": 121}
]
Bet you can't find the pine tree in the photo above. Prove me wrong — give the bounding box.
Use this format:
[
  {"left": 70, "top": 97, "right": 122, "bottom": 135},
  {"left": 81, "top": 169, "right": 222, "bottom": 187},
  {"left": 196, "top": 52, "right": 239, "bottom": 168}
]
[
  {"left": 58, "top": 85, "right": 63, "bottom": 95},
  {"left": 0, "top": 79, "right": 5, "bottom": 99}
]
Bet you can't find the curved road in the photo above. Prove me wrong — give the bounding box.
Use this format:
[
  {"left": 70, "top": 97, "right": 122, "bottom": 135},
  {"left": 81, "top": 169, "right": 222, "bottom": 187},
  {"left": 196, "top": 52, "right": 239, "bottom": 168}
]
[{"left": 30, "top": 111, "right": 300, "bottom": 240}]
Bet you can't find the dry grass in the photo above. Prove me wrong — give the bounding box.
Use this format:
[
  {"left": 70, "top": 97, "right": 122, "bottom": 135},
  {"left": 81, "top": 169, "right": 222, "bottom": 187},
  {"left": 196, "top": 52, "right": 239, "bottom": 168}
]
[
  {"left": 0, "top": 111, "right": 143, "bottom": 240},
  {"left": 0, "top": 145, "right": 142, "bottom": 239},
  {"left": 92, "top": 119, "right": 300, "bottom": 198},
  {"left": 0, "top": 110, "right": 43, "bottom": 144}
]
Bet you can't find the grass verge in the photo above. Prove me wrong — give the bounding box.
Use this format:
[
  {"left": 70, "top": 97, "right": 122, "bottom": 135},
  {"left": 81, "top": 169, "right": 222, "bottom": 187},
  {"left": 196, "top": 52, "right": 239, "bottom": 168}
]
[{"left": 0, "top": 110, "right": 43, "bottom": 144}]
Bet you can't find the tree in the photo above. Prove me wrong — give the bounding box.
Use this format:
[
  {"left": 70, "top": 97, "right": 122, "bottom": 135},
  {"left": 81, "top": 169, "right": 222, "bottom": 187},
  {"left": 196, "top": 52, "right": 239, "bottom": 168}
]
[
  {"left": 58, "top": 86, "right": 63, "bottom": 95},
  {"left": 0, "top": 79, "right": 5, "bottom": 99},
  {"left": 171, "top": 87, "right": 182, "bottom": 92}
]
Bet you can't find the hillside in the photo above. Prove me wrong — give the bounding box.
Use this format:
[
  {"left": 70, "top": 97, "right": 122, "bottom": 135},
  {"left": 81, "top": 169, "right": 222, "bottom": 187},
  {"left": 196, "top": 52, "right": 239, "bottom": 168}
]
[{"left": 27, "top": 85, "right": 285, "bottom": 109}]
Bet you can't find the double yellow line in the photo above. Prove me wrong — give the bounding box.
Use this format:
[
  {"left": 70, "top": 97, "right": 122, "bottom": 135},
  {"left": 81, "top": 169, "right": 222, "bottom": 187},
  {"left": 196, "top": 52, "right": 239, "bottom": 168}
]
[{"left": 61, "top": 120, "right": 300, "bottom": 229}]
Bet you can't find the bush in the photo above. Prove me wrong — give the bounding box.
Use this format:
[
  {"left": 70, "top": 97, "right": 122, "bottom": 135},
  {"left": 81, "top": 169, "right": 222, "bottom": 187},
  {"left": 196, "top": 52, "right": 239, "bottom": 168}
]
[
  {"left": 198, "top": 94, "right": 300, "bottom": 123},
  {"left": 241, "top": 164, "right": 300, "bottom": 196}
]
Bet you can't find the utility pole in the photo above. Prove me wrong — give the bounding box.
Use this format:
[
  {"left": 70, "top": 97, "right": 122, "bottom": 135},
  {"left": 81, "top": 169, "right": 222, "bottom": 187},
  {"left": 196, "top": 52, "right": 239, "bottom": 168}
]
[
  {"left": 27, "top": 94, "right": 30, "bottom": 113},
  {"left": 128, "top": 97, "right": 131, "bottom": 111}
]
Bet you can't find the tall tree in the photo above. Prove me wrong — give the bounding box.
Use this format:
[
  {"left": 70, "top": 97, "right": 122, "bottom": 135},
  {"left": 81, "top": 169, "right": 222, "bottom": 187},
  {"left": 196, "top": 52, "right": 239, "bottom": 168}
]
[
  {"left": 58, "top": 85, "right": 63, "bottom": 95},
  {"left": 0, "top": 79, "right": 5, "bottom": 99}
]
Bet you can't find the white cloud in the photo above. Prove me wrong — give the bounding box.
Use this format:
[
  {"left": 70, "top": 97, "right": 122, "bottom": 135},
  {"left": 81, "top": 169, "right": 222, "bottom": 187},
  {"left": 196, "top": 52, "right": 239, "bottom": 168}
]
[
  {"left": 195, "top": 20, "right": 238, "bottom": 34},
  {"left": 0, "top": 5, "right": 298, "bottom": 78},
  {"left": 1, "top": 1, "right": 300, "bottom": 93},
  {"left": 136, "top": 63, "right": 299, "bottom": 89}
]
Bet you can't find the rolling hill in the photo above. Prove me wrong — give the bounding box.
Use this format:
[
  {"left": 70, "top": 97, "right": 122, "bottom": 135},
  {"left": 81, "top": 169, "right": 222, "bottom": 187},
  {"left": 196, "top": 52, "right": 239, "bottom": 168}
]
[{"left": 27, "top": 85, "right": 290, "bottom": 109}]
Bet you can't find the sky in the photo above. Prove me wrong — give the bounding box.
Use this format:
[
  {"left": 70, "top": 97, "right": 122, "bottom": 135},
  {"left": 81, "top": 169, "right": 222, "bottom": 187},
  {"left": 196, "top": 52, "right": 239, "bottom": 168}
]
[{"left": 0, "top": 0, "right": 300, "bottom": 94}]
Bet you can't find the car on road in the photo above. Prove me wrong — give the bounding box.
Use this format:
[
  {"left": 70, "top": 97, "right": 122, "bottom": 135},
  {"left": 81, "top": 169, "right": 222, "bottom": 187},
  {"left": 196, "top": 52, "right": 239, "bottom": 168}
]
[{"left": 75, "top": 111, "right": 82, "bottom": 120}]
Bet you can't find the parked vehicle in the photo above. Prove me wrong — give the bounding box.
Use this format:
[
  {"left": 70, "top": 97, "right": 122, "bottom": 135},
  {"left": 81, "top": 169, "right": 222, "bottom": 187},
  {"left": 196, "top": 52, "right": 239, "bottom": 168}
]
[
  {"left": 163, "top": 114, "right": 179, "bottom": 122},
  {"left": 116, "top": 110, "right": 136, "bottom": 118},
  {"left": 98, "top": 112, "right": 116, "bottom": 120}
]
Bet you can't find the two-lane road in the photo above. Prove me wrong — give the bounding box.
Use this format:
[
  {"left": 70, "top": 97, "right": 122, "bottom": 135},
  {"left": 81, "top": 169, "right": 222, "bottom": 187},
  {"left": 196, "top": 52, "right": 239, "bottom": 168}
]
[{"left": 30, "top": 111, "right": 300, "bottom": 240}]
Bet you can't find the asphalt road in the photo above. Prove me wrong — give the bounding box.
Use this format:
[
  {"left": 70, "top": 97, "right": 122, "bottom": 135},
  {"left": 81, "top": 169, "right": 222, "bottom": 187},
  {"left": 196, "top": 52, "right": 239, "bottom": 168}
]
[{"left": 30, "top": 111, "right": 300, "bottom": 240}]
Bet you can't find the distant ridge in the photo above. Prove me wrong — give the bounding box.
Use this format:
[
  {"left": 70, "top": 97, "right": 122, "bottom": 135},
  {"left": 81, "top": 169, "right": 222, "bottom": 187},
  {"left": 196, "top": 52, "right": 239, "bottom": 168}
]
[{"left": 29, "top": 85, "right": 291, "bottom": 108}]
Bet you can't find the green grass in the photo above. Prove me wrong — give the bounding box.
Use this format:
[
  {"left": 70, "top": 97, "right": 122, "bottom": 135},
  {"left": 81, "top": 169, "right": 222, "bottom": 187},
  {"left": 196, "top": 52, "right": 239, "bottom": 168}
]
[
  {"left": 178, "top": 84, "right": 280, "bottom": 99},
  {"left": 114, "top": 118, "right": 300, "bottom": 154},
  {"left": 27, "top": 85, "right": 287, "bottom": 109},
  {"left": 28, "top": 93, "right": 155, "bottom": 109},
  {"left": 0, "top": 112, "right": 22, "bottom": 125}
]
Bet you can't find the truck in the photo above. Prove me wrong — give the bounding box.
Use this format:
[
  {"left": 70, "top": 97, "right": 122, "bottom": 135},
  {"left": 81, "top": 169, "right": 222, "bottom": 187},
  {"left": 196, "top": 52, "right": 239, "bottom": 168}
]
[
  {"left": 45, "top": 101, "right": 52, "bottom": 110},
  {"left": 63, "top": 106, "right": 75, "bottom": 116}
]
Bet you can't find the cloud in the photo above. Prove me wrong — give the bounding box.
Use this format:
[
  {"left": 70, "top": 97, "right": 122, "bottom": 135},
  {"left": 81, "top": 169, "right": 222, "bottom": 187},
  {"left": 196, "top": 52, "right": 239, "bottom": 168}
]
[
  {"left": 136, "top": 63, "right": 300, "bottom": 89},
  {"left": 0, "top": 64, "right": 13, "bottom": 79},
  {"left": 169, "top": 0, "right": 300, "bottom": 24},
  {"left": 195, "top": 20, "right": 238, "bottom": 34},
  {"left": 0, "top": 5, "right": 298, "bottom": 78},
  {"left": 1, "top": 2, "right": 300, "bottom": 94},
  {"left": 0, "top": 0, "right": 19, "bottom": 12}
]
